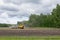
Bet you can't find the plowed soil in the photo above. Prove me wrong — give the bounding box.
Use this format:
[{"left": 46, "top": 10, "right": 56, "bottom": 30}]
[{"left": 0, "top": 28, "right": 60, "bottom": 36}]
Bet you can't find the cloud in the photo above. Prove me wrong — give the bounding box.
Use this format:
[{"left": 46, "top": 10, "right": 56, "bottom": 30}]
[
  {"left": 0, "top": 4, "right": 19, "bottom": 11},
  {"left": 0, "top": 12, "right": 29, "bottom": 24},
  {"left": 0, "top": 0, "right": 60, "bottom": 24},
  {"left": 0, "top": 0, "right": 4, "bottom": 5},
  {"left": 4, "top": 0, "right": 40, "bottom": 5}
]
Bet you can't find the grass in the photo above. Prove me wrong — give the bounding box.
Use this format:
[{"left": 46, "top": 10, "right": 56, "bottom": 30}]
[{"left": 0, "top": 36, "right": 60, "bottom": 40}]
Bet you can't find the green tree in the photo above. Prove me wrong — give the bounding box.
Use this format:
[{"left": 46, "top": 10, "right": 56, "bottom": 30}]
[
  {"left": 51, "top": 4, "right": 60, "bottom": 27},
  {"left": 24, "top": 4, "right": 60, "bottom": 28}
]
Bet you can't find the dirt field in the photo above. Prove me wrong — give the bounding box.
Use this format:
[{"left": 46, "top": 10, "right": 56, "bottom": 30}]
[{"left": 0, "top": 27, "right": 60, "bottom": 36}]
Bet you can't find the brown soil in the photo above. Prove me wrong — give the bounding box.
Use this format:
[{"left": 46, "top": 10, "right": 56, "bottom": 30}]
[{"left": 0, "top": 28, "right": 60, "bottom": 36}]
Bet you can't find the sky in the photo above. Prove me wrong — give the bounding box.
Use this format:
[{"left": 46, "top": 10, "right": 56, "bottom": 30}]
[{"left": 0, "top": 0, "right": 60, "bottom": 24}]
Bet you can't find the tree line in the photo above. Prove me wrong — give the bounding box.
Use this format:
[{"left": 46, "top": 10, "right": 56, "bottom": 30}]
[
  {"left": 25, "top": 4, "right": 60, "bottom": 28},
  {"left": 0, "top": 23, "right": 11, "bottom": 27}
]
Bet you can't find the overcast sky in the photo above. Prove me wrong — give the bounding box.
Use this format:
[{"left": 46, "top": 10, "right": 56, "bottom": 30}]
[{"left": 0, "top": 0, "right": 60, "bottom": 24}]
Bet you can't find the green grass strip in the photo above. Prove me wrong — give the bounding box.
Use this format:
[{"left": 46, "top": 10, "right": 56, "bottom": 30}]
[{"left": 0, "top": 36, "right": 60, "bottom": 40}]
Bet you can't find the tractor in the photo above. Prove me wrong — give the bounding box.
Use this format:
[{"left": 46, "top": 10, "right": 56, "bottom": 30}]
[
  {"left": 9, "top": 22, "right": 24, "bottom": 29},
  {"left": 18, "top": 23, "right": 24, "bottom": 29}
]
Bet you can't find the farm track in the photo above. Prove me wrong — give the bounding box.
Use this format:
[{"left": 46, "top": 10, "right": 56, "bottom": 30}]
[{"left": 0, "top": 28, "right": 60, "bottom": 36}]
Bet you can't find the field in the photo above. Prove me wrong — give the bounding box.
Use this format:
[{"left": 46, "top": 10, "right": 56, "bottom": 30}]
[
  {"left": 0, "top": 27, "right": 60, "bottom": 36},
  {"left": 0, "top": 27, "right": 60, "bottom": 40},
  {"left": 0, "top": 36, "right": 60, "bottom": 40}
]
